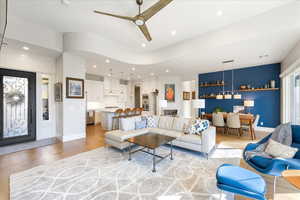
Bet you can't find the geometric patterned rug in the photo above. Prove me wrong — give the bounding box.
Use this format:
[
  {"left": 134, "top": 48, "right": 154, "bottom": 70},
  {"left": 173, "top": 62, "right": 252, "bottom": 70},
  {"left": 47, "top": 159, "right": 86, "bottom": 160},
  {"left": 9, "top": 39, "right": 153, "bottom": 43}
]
[{"left": 10, "top": 147, "right": 242, "bottom": 200}]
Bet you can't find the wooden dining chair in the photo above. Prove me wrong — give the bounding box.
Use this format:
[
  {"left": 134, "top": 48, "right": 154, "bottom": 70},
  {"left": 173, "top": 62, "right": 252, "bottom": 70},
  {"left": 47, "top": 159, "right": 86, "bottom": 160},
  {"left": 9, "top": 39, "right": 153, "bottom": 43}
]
[
  {"left": 212, "top": 112, "right": 226, "bottom": 134},
  {"left": 112, "top": 109, "right": 124, "bottom": 130},
  {"left": 226, "top": 113, "right": 243, "bottom": 136},
  {"left": 242, "top": 114, "right": 260, "bottom": 139}
]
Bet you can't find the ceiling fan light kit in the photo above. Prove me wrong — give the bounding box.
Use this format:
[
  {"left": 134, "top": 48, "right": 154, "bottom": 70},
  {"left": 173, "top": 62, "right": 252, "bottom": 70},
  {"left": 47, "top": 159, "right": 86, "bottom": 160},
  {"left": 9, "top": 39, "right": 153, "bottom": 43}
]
[{"left": 94, "top": 0, "right": 173, "bottom": 41}]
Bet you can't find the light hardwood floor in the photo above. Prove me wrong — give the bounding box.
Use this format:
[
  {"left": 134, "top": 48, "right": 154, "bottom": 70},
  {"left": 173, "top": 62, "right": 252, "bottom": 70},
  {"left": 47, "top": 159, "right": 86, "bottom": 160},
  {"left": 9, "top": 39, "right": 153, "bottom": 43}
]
[{"left": 0, "top": 125, "right": 299, "bottom": 200}]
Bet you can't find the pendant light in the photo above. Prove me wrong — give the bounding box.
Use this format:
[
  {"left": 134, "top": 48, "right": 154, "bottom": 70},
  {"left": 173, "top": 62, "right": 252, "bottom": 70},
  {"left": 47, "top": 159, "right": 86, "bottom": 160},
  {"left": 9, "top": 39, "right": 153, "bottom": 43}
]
[
  {"left": 225, "top": 70, "right": 234, "bottom": 99},
  {"left": 216, "top": 70, "right": 225, "bottom": 99},
  {"left": 232, "top": 67, "right": 242, "bottom": 99}
]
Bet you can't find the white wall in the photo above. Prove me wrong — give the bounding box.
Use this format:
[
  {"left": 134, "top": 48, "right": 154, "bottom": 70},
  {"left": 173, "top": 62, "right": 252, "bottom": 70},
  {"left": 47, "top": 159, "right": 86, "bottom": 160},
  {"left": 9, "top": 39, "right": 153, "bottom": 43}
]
[
  {"left": 138, "top": 76, "right": 183, "bottom": 116},
  {"left": 56, "top": 52, "right": 86, "bottom": 142},
  {"left": 6, "top": 16, "right": 63, "bottom": 52},
  {"left": 0, "top": 46, "right": 57, "bottom": 140},
  {"left": 282, "top": 40, "right": 300, "bottom": 76}
]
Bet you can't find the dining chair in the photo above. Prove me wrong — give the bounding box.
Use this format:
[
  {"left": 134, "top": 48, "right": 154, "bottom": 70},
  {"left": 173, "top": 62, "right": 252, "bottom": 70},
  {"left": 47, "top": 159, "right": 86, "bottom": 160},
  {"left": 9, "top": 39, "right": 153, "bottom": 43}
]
[
  {"left": 242, "top": 114, "right": 260, "bottom": 139},
  {"left": 112, "top": 109, "right": 124, "bottom": 130},
  {"left": 212, "top": 112, "right": 226, "bottom": 134},
  {"left": 227, "top": 113, "right": 243, "bottom": 136}
]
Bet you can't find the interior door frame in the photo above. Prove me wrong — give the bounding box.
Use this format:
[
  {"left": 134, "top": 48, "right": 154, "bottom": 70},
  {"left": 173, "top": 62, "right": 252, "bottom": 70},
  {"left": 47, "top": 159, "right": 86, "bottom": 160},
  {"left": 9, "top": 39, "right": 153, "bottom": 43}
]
[{"left": 0, "top": 68, "right": 36, "bottom": 146}]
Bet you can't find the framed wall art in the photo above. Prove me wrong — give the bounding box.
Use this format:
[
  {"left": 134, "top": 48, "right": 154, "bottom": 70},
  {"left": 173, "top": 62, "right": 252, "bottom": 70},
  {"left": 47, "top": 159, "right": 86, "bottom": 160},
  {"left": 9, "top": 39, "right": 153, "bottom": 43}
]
[{"left": 66, "top": 77, "right": 84, "bottom": 99}]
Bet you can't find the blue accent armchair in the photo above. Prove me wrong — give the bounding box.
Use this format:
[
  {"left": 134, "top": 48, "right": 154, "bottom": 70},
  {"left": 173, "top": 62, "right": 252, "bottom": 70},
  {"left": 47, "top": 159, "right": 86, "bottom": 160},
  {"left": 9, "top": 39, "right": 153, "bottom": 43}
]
[{"left": 243, "top": 125, "right": 300, "bottom": 177}]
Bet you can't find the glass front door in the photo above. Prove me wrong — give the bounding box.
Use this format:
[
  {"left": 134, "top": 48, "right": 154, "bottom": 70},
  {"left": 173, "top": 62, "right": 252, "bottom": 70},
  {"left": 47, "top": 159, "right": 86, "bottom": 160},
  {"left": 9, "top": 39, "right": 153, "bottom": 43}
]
[{"left": 0, "top": 68, "right": 36, "bottom": 146}]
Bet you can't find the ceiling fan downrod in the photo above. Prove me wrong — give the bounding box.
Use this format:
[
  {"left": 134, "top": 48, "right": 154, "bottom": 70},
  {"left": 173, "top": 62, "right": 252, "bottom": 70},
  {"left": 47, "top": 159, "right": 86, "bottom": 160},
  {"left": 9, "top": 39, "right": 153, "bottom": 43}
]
[{"left": 136, "top": 0, "right": 143, "bottom": 14}]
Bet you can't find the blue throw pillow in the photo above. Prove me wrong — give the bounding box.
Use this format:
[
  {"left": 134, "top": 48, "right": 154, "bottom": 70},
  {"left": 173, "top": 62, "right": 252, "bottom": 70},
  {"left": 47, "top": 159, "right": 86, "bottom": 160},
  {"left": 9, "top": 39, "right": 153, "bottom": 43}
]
[
  {"left": 188, "top": 120, "right": 210, "bottom": 135},
  {"left": 135, "top": 120, "right": 147, "bottom": 130}
]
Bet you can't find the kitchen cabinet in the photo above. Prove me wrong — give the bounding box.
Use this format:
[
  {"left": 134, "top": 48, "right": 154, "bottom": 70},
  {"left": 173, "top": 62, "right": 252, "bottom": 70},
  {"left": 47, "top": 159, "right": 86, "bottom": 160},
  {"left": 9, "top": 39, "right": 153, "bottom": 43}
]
[
  {"left": 104, "top": 77, "right": 121, "bottom": 95},
  {"left": 86, "top": 80, "right": 103, "bottom": 101}
]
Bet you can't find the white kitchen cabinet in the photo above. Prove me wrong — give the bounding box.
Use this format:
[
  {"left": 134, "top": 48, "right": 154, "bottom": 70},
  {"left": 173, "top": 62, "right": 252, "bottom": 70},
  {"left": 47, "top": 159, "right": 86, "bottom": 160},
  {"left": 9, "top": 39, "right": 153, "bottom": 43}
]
[
  {"left": 86, "top": 80, "right": 103, "bottom": 102},
  {"left": 104, "top": 77, "right": 121, "bottom": 95}
]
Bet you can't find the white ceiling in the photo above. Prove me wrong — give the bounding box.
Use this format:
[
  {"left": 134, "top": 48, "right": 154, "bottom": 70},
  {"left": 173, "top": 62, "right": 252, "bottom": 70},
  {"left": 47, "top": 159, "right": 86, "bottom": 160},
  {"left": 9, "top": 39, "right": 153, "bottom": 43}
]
[{"left": 8, "top": 0, "right": 300, "bottom": 80}]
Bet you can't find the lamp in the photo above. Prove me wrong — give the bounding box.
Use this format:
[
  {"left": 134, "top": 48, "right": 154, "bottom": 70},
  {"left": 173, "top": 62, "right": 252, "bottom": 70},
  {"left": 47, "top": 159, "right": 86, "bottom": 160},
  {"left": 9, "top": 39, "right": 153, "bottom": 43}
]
[
  {"left": 160, "top": 100, "right": 168, "bottom": 115},
  {"left": 244, "top": 100, "right": 254, "bottom": 114},
  {"left": 192, "top": 99, "right": 205, "bottom": 118}
]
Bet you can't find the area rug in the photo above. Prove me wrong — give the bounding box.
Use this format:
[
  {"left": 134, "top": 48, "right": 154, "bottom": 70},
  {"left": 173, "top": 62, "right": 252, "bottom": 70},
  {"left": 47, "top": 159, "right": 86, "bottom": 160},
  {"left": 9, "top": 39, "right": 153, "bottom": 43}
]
[{"left": 10, "top": 147, "right": 242, "bottom": 200}]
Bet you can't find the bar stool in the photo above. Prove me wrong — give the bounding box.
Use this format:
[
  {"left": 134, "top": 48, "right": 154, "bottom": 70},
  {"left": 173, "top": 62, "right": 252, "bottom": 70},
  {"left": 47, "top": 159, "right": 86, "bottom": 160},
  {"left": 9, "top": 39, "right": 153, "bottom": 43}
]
[
  {"left": 123, "top": 108, "right": 133, "bottom": 117},
  {"left": 112, "top": 109, "right": 124, "bottom": 130},
  {"left": 136, "top": 107, "right": 143, "bottom": 116}
]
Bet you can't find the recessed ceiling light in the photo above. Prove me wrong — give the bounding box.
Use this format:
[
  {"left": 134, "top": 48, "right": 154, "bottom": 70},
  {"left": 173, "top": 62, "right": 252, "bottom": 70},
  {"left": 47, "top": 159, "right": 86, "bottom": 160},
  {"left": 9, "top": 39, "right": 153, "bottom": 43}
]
[
  {"left": 108, "top": 73, "right": 112, "bottom": 77},
  {"left": 93, "top": 65, "right": 97, "bottom": 68},
  {"left": 105, "top": 59, "right": 110, "bottom": 63},
  {"left": 131, "top": 67, "right": 136, "bottom": 71},
  {"left": 141, "top": 43, "right": 146, "bottom": 48},
  {"left": 165, "top": 69, "right": 170, "bottom": 73},
  {"left": 171, "top": 30, "right": 177, "bottom": 36},
  {"left": 22, "top": 46, "right": 30, "bottom": 51},
  {"left": 20, "top": 54, "right": 25, "bottom": 57},
  {"left": 217, "top": 10, "right": 223, "bottom": 16},
  {"left": 150, "top": 72, "right": 155, "bottom": 76}
]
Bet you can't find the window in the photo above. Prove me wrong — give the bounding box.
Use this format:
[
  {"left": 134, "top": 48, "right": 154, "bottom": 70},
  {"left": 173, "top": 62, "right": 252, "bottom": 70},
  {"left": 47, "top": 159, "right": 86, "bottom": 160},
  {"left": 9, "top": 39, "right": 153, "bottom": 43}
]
[
  {"left": 285, "top": 67, "right": 300, "bottom": 125},
  {"left": 42, "top": 76, "right": 49, "bottom": 121}
]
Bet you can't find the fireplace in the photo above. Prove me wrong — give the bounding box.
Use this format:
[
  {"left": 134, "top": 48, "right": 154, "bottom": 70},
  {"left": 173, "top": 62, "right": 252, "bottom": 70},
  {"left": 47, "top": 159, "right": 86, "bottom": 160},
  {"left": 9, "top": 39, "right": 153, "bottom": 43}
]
[{"left": 163, "top": 109, "right": 178, "bottom": 117}]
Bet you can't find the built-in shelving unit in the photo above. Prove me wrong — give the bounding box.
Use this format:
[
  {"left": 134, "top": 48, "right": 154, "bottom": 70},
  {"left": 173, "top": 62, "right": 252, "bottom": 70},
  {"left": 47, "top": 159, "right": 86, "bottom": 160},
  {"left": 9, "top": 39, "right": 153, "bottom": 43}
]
[
  {"left": 199, "top": 83, "right": 224, "bottom": 87},
  {"left": 238, "top": 88, "right": 279, "bottom": 92}
]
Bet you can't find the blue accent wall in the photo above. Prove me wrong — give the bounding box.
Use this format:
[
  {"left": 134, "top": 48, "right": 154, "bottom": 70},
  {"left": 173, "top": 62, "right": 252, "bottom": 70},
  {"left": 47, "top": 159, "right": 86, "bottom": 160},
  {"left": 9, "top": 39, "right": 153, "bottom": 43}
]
[{"left": 198, "top": 63, "right": 281, "bottom": 128}]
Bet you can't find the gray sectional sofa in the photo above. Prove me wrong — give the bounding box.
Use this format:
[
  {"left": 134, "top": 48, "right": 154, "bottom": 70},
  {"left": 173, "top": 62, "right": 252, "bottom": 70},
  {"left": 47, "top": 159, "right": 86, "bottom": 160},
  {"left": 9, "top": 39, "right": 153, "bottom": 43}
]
[{"left": 105, "top": 115, "right": 216, "bottom": 158}]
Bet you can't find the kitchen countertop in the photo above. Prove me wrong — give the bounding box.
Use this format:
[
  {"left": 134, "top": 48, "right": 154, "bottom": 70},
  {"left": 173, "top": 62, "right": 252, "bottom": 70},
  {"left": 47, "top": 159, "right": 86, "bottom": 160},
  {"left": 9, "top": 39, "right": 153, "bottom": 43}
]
[{"left": 87, "top": 108, "right": 120, "bottom": 113}]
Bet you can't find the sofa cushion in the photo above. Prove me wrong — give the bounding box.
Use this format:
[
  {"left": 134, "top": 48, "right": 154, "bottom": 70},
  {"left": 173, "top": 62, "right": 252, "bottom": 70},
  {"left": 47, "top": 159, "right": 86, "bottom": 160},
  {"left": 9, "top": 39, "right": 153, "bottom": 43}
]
[
  {"left": 144, "top": 116, "right": 159, "bottom": 128},
  {"left": 176, "top": 134, "right": 202, "bottom": 145},
  {"left": 120, "top": 116, "right": 141, "bottom": 131},
  {"left": 172, "top": 117, "right": 191, "bottom": 132},
  {"left": 158, "top": 116, "right": 174, "bottom": 129},
  {"left": 147, "top": 128, "right": 182, "bottom": 138},
  {"left": 106, "top": 129, "right": 148, "bottom": 142},
  {"left": 291, "top": 142, "right": 300, "bottom": 158},
  {"left": 265, "top": 139, "right": 298, "bottom": 158},
  {"left": 188, "top": 120, "right": 210, "bottom": 135},
  {"left": 135, "top": 120, "right": 147, "bottom": 130}
]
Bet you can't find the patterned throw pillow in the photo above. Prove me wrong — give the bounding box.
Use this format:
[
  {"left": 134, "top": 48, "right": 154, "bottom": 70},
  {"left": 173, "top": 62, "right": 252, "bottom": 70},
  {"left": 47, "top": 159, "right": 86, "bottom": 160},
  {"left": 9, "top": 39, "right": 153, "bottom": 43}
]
[
  {"left": 188, "top": 120, "right": 210, "bottom": 135},
  {"left": 143, "top": 116, "right": 158, "bottom": 128},
  {"left": 135, "top": 120, "right": 147, "bottom": 130}
]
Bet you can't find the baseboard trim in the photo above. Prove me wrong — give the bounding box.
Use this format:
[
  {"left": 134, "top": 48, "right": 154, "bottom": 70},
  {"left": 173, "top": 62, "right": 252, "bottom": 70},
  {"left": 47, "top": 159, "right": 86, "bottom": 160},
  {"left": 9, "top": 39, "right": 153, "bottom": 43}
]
[
  {"left": 256, "top": 127, "right": 275, "bottom": 133},
  {"left": 61, "top": 133, "right": 85, "bottom": 142}
]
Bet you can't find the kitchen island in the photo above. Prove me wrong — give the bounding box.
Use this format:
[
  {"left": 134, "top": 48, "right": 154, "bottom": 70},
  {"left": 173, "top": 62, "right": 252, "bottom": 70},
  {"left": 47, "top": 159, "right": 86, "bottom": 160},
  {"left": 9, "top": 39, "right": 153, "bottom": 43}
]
[{"left": 98, "top": 107, "right": 120, "bottom": 131}]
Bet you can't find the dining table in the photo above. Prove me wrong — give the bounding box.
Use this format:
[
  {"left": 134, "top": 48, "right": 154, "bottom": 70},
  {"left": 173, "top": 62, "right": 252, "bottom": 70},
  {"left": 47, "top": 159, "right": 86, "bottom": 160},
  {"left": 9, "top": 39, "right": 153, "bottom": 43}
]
[{"left": 202, "top": 113, "right": 255, "bottom": 140}]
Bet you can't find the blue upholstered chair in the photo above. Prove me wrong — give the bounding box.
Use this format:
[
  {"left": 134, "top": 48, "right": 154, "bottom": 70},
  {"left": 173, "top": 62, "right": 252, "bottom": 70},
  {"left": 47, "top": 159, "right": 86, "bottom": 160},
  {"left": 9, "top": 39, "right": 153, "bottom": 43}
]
[
  {"left": 243, "top": 125, "right": 300, "bottom": 194},
  {"left": 216, "top": 164, "right": 267, "bottom": 200}
]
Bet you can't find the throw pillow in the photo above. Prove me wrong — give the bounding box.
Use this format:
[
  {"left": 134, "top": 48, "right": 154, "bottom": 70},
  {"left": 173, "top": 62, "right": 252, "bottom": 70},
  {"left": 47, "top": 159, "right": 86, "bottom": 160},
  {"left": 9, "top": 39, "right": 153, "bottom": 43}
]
[
  {"left": 135, "top": 120, "right": 147, "bottom": 130},
  {"left": 265, "top": 139, "right": 298, "bottom": 158},
  {"left": 145, "top": 116, "right": 158, "bottom": 128},
  {"left": 188, "top": 120, "right": 210, "bottom": 135}
]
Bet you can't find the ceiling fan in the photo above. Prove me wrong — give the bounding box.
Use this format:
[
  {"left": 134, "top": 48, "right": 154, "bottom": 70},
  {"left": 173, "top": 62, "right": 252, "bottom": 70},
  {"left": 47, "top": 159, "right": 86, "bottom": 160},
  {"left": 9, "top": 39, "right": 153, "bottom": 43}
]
[{"left": 94, "top": 0, "right": 173, "bottom": 41}]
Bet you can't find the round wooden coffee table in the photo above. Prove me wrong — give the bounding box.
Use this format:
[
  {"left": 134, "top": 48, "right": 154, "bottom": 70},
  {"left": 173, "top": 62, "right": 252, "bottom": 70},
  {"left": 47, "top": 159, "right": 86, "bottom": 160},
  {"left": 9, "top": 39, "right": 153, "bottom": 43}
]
[{"left": 282, "top": 170, "right": 300, "bottom": 190}]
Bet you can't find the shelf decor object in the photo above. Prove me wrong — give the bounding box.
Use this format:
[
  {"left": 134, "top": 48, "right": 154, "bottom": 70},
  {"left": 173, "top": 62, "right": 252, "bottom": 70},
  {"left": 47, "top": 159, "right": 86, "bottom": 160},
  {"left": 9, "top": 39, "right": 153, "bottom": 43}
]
[
  {"left": 238, "top": 88, "right": 279, "bottom": 92},
  {"left": 199, "top": 83, "right": 224, "bottom": 87},
  {"left": 244, "top": 100, "right": 254, "bottom": 114},
  {"left": 216, "top": 68, "right": 226, "bottom": 99},
  {"left": 183, "top": 92, "right": 191, "bottom": 100}
]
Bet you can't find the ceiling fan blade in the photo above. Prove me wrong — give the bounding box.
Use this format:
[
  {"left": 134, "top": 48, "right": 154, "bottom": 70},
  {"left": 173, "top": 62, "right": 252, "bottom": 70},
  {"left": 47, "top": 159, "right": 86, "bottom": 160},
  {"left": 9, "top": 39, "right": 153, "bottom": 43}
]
[
  {"left": 94, "top": 10, "right": 135, "bottom": 21},
  {"left": 138, "top": 24, "right": 152, "bottom": 41},
  {"left": 141, "top": 0, "right": 173, "bottom": 21}
]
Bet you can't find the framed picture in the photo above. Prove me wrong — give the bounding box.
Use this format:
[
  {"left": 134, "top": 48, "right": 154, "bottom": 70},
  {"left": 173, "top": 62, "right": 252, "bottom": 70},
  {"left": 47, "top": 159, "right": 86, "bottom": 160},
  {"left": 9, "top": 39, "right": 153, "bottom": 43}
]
[
  {"left": 165, "top": 84, "right": 175, "bottom": 102},
  {"left": 54, "top": 82, "right": 63, "bottom": 102},
  {"left": 183, "top": 92, "right": 190, "bottom": 100},
  {"left": 192, "top": 91, "right": 196, "bottom": 100},
  {"left": 66, "top": 77, "right": 84, "bottom": 99}
]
